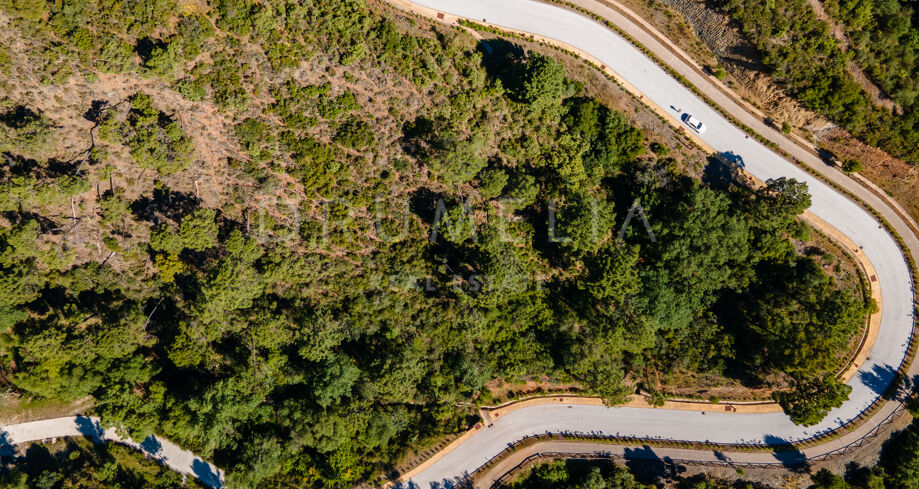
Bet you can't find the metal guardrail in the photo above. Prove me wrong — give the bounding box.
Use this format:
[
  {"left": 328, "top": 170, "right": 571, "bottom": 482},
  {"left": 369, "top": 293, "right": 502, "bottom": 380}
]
[
  {"left": 477, "top": 269, "right": 919, "bottom": 488},
  {"left": 380, "top": 5, "right": 919, "bottom": 489},
  {"left": 473, "top": 265, "right": 916, "bottom": 489},
  {"left": 483, "top": 402, "right": 909, "bottom": 488},
  {"left": 426, "top": 255, "right": 917, "bottom": 489}
]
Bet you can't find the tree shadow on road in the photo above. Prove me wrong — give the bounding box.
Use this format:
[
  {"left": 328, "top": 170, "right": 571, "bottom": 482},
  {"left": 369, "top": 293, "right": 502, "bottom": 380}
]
[
  {"left": 702, "top": 152, "right": 760, "bottom": 196},
  {"left": 762, "top": 434, "right": 808, "bottom": 471},
  {"left": 74, "top": 416, "right": 103, "bottom": 440},
  {"left": 623, "top": 445, "right": 685, "bottom": 481},
  {"left": 0, "top": 430, "right": 14, "bottom": 458},
  {"left": 858, "top": 363, "right": 902, "bottom": 400},
  {"left": 420, "top": 474, "right": 472, "bottom": 489},
  {"left": 192, "top": 458, "right": 223, "bottom": 489},
  {"left": 140, "top": 435, "right": 163, "bottom": 459}
]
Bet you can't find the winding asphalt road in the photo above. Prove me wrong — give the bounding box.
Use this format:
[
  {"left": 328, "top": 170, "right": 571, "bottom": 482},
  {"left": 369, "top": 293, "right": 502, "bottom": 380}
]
[
  {"left": 0, "top": 2, "right": 915, "bottom": 488},
  {"left": 395, "top": 0, "right": 918, "bottom": 487}
]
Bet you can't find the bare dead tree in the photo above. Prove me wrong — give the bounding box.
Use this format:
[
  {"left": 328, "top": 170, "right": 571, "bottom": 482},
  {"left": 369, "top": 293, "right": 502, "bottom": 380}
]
[{"left": 142, "top": 297, "right": 165, "bottom": 330}]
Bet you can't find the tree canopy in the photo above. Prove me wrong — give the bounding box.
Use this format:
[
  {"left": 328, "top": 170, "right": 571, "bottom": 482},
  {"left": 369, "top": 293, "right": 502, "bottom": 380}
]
[{"left": 0, "top": 0, "right": 873, "bottom": 485}]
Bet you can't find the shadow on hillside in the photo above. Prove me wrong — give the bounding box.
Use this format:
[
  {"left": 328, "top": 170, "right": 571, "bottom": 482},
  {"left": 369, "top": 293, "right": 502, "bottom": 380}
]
[{"left": 131, "top": 187, "right": 201, "bottom": 223}]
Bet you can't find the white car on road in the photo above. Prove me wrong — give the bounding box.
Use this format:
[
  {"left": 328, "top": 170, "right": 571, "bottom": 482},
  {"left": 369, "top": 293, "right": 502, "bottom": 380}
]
[
  {"left": 682, "top": 113, "right": 706, "bottom": 133},
  {"left": 399, "top": 3, "right": 915, "bottom": 488}
]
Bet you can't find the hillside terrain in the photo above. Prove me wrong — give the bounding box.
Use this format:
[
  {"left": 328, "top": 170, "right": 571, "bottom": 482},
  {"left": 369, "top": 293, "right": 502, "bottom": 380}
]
[
  {"left": 642, "top": 0, "right": 919, "bottom": 221},
  {"left": 0, "top": 0, "right": 874, "bottom": 487}
]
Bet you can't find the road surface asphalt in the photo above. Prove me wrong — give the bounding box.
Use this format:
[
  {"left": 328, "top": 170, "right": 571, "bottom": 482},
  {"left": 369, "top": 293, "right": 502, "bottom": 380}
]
[
  {"left": 397, "top": 0, "right": 916, "bottom": 487},
  {"left": 1, "top": 416, "right": 223, "bottom": 487},
  {"left": 0, "top": 2, "right": 914, "bottom": 489}
]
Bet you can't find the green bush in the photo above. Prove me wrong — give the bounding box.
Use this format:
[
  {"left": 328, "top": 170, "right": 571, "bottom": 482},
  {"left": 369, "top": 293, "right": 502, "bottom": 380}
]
[
  {"left": 179, "top": 208, "right": 218, "bottom": 251},
  {"left": 203, "top": 53, "right": 250, "bottom": 112},
  {"left": 98, "top": 193, "right": 132, "bottom": 231},
  {"left": 318, "top": 91, "right": 359, "bottom": 120},
  {"left": 518, "top": 54, "right": 567, "bottom": 109},
  {"left": 235, "top": 118, "right": 276, "bottom": 162},
  {"left": 141, "top": 39, "right": 180, "bottom": 78},
  {"left": 96, "top": 36, "right": 140, "bottom": 74},
  {"left": 150, "top": 224, "right": 184, "bottom": 255},
  {"left": 707, "top": 64, "right": 727, "bottom": 80},
  {"left": 0, "top": 105, "right": 54, "bottom": 158},
  {"left": 101, "top": 92, "right": 193, "bottom": 174},
  {"left": 477, "top": 167, "right": 509, "bottom": 200},
  {"left": 649, "top": 141, "right": 669, "bottom": 155},
  {"left": 333, "top": 118, "right": 375, "bottom": 149},
  {"left": 842, "top": 158, "right": 863, "bottom": 173},
  {"left": 174, "top": 77, "right": 207, "bottom": 101}
]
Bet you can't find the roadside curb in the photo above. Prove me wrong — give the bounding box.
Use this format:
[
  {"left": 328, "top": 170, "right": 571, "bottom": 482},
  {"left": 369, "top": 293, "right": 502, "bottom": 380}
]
[
  {"left": 384, "top": 0, "right": 883, "bottom": 409},
  {"left": 378, "top": 2, "right": 918, "bottom": 487}
]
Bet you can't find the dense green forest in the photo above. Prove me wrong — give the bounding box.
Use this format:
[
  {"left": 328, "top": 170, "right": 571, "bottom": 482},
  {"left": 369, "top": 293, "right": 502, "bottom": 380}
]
[
  {"left": 824, "top": 0, "right": 919, "bottom": 113},
  {"left": 716, "top": 0, "right": 919, "bottom": 164},
  {"left": 0, "top": 0, "right": 871, "bottom": 486},
  {"left": 509, "top": 413, "right": 919, "bottom": 489},
  {"left": 0, "top": 438, "right": 204, "bottom": 489}
]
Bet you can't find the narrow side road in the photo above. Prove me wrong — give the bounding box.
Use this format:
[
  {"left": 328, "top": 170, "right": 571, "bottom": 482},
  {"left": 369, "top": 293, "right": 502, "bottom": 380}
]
[
  {"left": 1, "top": 3, "right": 917, "bottom": 489},
  {"left": 1, "top": 416, "right": 224, "bottom": 488}
]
